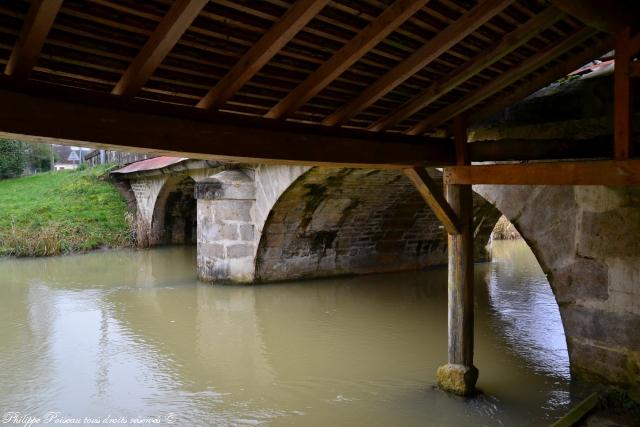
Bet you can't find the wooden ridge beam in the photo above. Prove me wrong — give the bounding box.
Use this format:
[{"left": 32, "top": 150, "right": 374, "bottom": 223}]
[
  {"left": 443, "top": 159, "right": 640, "bottom": 186},
  {"left": 469, "top": 35, "right": 615, "bottom": 125},
  {"left": 197, "top": 0, "right": 329, "bottom": 110},
  {"left": 264, "top": 0, "right": 428, "bottom": 119},
  {"left": 369, "top": 7, "right": 564, "bottom": 132},
  {"left": 321, "top": 0, "right": 512, "bottom": 126},
  {"left": 407, "top": 27, "right": 596, "bottom": 135},
  {"left": 0, "top": 77, "right": 454, "bottom": 169},
  {"left": 404, "top": 167, "right": 461, "bottom": 234},
  {"left": 112, "top": 0, "right": 209, "bottom": 97},
  {"left": 4, "top": 0, "right": 63, "bottom": 80}
]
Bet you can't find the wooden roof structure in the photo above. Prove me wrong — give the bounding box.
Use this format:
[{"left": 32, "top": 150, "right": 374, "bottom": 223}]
[{"left": 0, "top": 0, "right": 637, "bottom": 180}]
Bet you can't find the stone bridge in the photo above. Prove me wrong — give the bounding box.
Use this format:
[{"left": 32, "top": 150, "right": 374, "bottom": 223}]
[
  {"left": 112, "top": 158, "right": 640, "bottom": 392},
  {"left": 112, "top": 159, "right": 500, "bottom": 283}
]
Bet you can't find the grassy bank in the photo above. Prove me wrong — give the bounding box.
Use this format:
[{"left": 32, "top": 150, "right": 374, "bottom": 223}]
[{"left": 0, "top": 165, "right": 133, "bottom": 257}]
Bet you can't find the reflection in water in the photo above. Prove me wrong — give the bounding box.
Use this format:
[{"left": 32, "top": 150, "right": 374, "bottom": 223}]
[{"left": 0, "top": 242, "right": 585, "bottom": 426}]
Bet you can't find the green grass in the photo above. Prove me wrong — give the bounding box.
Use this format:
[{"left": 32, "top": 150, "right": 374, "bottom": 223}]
[{"left": 0, "top": 165, "right": 133, "bottom": 256}]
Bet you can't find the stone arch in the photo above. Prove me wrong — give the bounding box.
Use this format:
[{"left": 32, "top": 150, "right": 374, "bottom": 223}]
[
  {"left": 149, "top": 175, "right": 196, "bottom": 245},
  {"left": 254, "top": 168, "right": 501, "bottom": 282},
  {"left": 475, "top": 185, "right": 640, "bottom": 389}
]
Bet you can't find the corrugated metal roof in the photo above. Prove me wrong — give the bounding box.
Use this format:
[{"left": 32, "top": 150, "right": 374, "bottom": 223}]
[{"left": 111, "top": 156, "right": 187, "bottom": 174}]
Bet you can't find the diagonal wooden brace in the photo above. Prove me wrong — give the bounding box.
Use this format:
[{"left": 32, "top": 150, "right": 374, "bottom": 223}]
[{"left": 404, "top": 167, "right": 462, "bottom": 235}]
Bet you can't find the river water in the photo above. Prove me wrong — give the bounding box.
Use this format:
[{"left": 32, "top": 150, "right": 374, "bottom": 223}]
[{"left": 0, "top": 240, "right": 587, "bottom": 426}]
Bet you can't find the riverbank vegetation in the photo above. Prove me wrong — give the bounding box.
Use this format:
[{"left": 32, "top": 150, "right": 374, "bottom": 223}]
[
  {"left": 0, "top": 165, "right": 133, "bottom": 257},
  {"left": 492, "top": 215, "right": 522, "bottom": 240}
]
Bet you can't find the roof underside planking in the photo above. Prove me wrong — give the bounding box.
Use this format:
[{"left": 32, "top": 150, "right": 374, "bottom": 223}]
[{"left": 0, "top": 0, "right": 636, "bottom": 169}]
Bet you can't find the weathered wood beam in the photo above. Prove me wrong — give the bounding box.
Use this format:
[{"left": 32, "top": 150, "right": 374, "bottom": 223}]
[
  {"left": 369, "top": 7, "right": 564, "bottom": 131},
  {"left": 438, "top": 116, "right": 476, "bottom": 395},
  {"left": 469, "top": 35, "right": 615, "bottom": 125},
  {"left": 614, "top": 27, "right": 634, "bottom": 159},
  {"left": 4, "top": 0, "right": 63, "bottom": 79},
  {"left": 436, "top": 181, "right": 476, "bottom": 396},
  {"left": 407, "top": 27, "right": 596, "bottom": 135},
  {"left": 197, "top": 0, "right": 329, "bottom": 110},
  {"left": 112, "top": 0, "right": 209, "bottom": 97},
  {"left": 0, "top": 78, "right": 454, "bottom": 168},
  {"left": 264, "top": 0, "right": 427, "bottom": 119},
  {"left": 451, "top": 115, "right": 469, "bottom": 165},
  {"left": 443, "top": 160, "right": 640, "bottom": 186},
  {"left": 549, "top": 0, "right": 640, "bottom": 33},
  {"left": 404, "top": 167, "right": 461, "bottom": 234},
  {"left": 445, "top": 183, "right": 474, "bottom": 363},
  {"left": 321, "top": 0, "right": 512, "bottom": 126}
]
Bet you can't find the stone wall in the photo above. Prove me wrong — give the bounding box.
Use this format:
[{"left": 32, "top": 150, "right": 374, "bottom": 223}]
[
  {"left": 255, "top": 168, "right": 500, "bottom": 282},
  {"left": 476, "top": 185, "right": 640, "bottom": 391}
]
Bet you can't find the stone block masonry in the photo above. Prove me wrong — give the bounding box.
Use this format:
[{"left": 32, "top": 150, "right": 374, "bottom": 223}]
[
  {"left": 476, "top": 185, "right": 640, "bottom": 391},
  {"left": 196, "top": 170, "right": 257, "bottom": 283}
]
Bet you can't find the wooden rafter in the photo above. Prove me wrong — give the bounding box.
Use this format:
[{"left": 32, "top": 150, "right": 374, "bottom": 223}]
[
  {"left": 264, "top": 0, "right": 428, "bottom": 119},
  {"left": 444, "top": 160, "right": 640, "bottom": 186},
  {"left": 369, "top": 7, "right": 564, "bottom": 131},
  {"left": 197, "top": 0, "right": 330, "bottom": 110},
  {"left": 404, "top": 167, "right": 461, "bottom": 234},
  {"left": 4, "top": 0, "right": 63, "bottom": 79},
  {"left": 469, "top": 35, "right": 615, "bottom": 125},
  {"left": 321, "top": 0, "right": 512, "bottom": 126},
  {"left": 407, "top": 27, "right": 596, "bottom": 135},
  {"left": 112, "top": 0, "right": 209, "bottom": 97}
]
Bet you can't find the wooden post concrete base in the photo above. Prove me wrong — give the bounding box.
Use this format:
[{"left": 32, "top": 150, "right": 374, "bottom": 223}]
[{"left": 437, "top": 183, "right": 477, "bottom": 396}]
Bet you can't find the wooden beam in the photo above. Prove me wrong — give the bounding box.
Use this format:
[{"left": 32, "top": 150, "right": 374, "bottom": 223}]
[
  {"left": 630, "top": 31, "right": 640, "bottom": 57},
  {"left": 197, "top": 0, "right": 329, "bottom": 110},
  {"left": 0, "top": 78, "right": 455, "bottom": 168},
  {"left": 4, "top": 0, "right": 63, "bottom": 79},
  {"left": 614, "top": 27, "right": 633, "bottom": 160},
  {"left": 321, "top": 0, "right": 512, "bottom": 126},
  {"left": 451, "top": 115, "right": 469, "bottom": 165},
  {"left": 470, "top": 35, "right": 615, "bottom": 125},
  {"left": 264, "top": 0, "right": 427, "bottom": 119},
  {"left": 404, "top": 167, "right": 461, "bottom": 234},
  {"left": 407, "top": 27, "right": 596, "bottom": 135},
  {"left": 443, "top": 160, "right": 640, "bottom": 186},
  {"left": 112, "top": 0, "right": 209, "bottom": 97},
  {"left": 369, "top": 7, "right": 564, "bottom": 131},
  {"left": 445, "top": 183, "right": 475, "bottom": 370}
]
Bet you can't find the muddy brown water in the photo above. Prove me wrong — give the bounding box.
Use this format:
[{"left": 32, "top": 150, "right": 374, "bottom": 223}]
[{"left": 0, "top": 240, "right": 588, "bottom": 426}]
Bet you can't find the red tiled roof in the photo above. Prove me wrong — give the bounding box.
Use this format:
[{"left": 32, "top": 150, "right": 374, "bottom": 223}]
[{"left": 111, "top": 156, "right": 187, "bottom": 174}]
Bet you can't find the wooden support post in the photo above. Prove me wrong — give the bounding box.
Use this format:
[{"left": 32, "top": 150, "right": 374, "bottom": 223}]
[
  {"left": 614, "top": 27, "right": 633, "bottom": 160},
  {"left": 437, "top": 116, "right": 477, "bottom": 396}
]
